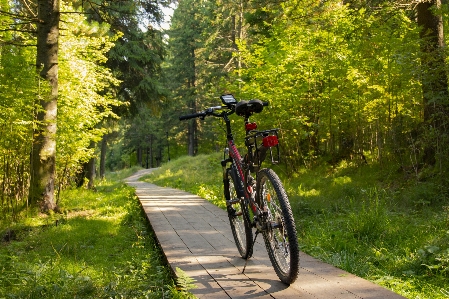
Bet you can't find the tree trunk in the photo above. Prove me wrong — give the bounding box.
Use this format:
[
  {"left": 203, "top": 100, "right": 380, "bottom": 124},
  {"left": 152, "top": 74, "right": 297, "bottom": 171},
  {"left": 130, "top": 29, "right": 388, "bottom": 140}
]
[
  {"left": 146, "top": 147, "right": 149, "bottom": 168},
  {"left": 417, "top": 0, "right": 449, "bottom": 165},
  {"left": 187, "top": 44, "right": 197, "bottom": 156},
  {"left": 85, "top": 141, "right": 96, "bottom": 189},
  {"left": 149, "top": 134, "right": 153, "bottom": 168},
  {"left": 188, "top": 118, "right": 197, "bottom": 156},
  {"left": 29, "top": 0, "right": 59, "bottom": 212},
  {"left": 75, "top": 141, "right": 96, "bottom": 189},
  {"left": 137, "top": 146, "right": 142, "bottom": 166},
  {"left": 86, "top": 156, "right": 95, "bottom": 189},
  {"left": 100, "top": 134, "right": 107, "bottom": 179}
]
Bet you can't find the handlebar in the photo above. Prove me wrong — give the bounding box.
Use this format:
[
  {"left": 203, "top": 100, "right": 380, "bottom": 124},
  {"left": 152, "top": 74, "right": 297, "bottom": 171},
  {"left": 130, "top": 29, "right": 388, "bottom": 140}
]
[
  {"left": 179, "top": 101, "right": 269, "bottom": 121},
  {"left": 179, "top": 112, "right": 206, "bottom": 121},
  {"left": 179, "top": 106, "right": 224, "bottom": 121}
]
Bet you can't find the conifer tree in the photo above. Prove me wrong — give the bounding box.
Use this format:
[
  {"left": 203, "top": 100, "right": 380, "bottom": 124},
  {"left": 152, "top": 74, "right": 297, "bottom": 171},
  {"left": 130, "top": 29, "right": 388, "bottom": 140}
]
[
  {"left": 29, "top": 0, "right": 60, "bottom": 211},
  {"left": 166, "top": 0, "right": 201, "bottom": 156},
  {"left": 417, "top": 0, "right": 449, "bottom": 166}
]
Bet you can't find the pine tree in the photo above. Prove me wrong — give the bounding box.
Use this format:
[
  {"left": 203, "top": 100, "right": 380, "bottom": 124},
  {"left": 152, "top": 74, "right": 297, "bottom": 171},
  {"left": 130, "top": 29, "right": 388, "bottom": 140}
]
[{"left": 29, "top": 0, "right": 60, "bottom": 211}]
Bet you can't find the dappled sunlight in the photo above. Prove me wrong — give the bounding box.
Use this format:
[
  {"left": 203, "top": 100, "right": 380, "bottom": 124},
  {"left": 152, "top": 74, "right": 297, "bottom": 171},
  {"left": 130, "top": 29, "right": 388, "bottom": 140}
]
[
  {"left": 139, "top": 194, "right": 207, "bottom": 208},
  {"left": 166, "top": 253, "right": 292, "bottom": 297},
  {"left": 297, "top": 186, "right": 321, "bottom": 197},
  {"left": 139, "top": 195, "right": 202, "bottom": 200},
  {"left": 333, "top": 176, "right": 352, "bottom": 185}
]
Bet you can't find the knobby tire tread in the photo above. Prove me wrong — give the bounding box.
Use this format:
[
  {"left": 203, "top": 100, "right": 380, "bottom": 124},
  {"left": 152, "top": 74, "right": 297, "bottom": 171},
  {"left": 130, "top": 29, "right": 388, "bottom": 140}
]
[
  {"left": 257, "top": 168, "right": 299, "bottom": 284},
  {"left": 225, "top": 167, "right": 253, "bottom": 259}
]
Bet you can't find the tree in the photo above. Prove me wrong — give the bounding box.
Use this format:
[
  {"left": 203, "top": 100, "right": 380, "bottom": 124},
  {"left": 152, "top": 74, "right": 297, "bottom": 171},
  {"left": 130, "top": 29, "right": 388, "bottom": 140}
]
[
  {"left": 57, "top": 3, "right": 121, "bottom": 190},
  {"left": 77, "top": 0, "right": 166, "bottom": 113},
  {"left": 0, "top": 0, "right": 37, "bottom": 218},
  {"left": 29, "top": 0, "right": 60, "bottom": 211},
  {"left": 417, "top": 0, "right": 449, "bottom": 166},
  {"left": 76, "top": 0, "right": 167, "bottom": 179},
  {"left": 166, "top": 0, "right": 201, "bottom": 156}
]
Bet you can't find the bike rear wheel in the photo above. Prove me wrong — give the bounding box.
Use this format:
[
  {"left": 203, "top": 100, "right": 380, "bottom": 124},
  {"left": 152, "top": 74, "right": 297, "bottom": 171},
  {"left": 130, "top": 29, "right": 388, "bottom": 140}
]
[
  {"left": 256, "top": 168, "right": 299, "bottom": 284},
  {"left": 224, "top": 167, "right": 253, "bottom": 259}
]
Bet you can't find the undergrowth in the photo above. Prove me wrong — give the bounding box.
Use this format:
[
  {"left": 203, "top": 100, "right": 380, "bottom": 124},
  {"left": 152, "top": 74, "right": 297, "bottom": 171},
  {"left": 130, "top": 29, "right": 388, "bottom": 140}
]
[
  {"left": 143, "top": 154, "right": 449, "bottom": 299},
  {"left": 0, "top": 166, "right": 195, "bottom": 299}
]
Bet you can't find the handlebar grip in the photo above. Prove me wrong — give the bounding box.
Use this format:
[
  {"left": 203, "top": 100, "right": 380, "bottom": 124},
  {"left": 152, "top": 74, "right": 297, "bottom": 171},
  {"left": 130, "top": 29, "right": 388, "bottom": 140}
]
[
  {"left": 262, "top": 102, "right": 269, "bottom": 107},
  {"left": 179, "top": 112, "right": 206, "bottom": 121}
]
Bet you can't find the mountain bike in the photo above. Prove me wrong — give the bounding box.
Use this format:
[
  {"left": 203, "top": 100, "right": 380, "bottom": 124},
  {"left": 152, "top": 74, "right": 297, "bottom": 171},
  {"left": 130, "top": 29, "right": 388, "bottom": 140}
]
[{"left": 179, "top": 94, "right": 299, "bottom": 284}]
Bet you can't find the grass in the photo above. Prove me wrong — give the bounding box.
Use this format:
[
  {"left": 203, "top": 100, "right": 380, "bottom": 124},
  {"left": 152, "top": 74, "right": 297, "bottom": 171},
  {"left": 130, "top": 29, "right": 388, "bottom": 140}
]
[
  {"left": 143, "top": 153, "right": 225, "bottom": 210},
  {"left": 0, "top": 166, "right": 195, "bottom": 299},
  {"left": 143, "top": 154, "right": 449, "bottom": 299}
]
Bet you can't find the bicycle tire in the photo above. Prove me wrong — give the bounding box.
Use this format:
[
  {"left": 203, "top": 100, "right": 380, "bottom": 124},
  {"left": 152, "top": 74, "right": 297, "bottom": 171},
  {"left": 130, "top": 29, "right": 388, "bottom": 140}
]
[
  {"left": 256, "top": 168, "right": 299, "bottom": 284},
  {"left": 224, "top": 167, "right": 253, "bottom": 259}
]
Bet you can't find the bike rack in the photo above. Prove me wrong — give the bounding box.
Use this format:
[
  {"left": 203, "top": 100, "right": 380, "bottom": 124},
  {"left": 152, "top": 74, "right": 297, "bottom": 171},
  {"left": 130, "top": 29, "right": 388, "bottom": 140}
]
[{"left": 245, "top": 129, "right": 281, "bottom": 168}]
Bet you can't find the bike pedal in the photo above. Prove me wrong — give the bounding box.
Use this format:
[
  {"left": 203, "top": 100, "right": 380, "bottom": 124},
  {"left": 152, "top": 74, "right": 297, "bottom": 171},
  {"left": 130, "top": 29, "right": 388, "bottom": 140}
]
[{"left": 226, "top": 198, "right": 240, "bottom": 206}]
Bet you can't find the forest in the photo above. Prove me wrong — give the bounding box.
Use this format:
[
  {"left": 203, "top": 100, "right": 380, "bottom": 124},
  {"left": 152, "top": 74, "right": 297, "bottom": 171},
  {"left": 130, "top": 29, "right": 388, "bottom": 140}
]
[
  {"left": 1, "top": 0, "right": 449, "bottom": 297},
  {"left": 4, "top": 0, "right": 448, "bottom": 216},
  {"left": 1, "top": 0, "right": 449, "bottom": 263}
]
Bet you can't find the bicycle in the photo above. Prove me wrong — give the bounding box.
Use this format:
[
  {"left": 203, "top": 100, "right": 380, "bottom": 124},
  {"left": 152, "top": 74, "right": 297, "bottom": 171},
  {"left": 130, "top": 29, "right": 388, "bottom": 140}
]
[{"left": 179, "top": 94, "right": 299, "bottom": 284}]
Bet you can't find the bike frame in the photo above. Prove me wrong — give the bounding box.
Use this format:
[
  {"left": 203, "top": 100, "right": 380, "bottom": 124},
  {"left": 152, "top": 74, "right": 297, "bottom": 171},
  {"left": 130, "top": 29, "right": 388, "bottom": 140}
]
[{"left": 220, "top": 112, "right": 260, "bottom": 215}]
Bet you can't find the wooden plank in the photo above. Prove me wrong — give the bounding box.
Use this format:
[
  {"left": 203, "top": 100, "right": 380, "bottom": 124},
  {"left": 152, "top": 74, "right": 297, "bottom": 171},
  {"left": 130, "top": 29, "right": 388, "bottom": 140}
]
[{"left": 126, "top": 170, "right": 406, "bottom": 299}]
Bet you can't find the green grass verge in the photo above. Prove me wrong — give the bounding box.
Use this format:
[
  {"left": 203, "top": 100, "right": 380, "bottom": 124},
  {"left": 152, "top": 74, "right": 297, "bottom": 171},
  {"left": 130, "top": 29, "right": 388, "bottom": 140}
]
[
  {"left": 0, "top": 167, "right": 195, "bottom": 299},
  {"left": 143, "top": 153, "right": 225, "bottom": 210},
  {"left": 143, "top": 155, "right": 449, "bottom": 299}
]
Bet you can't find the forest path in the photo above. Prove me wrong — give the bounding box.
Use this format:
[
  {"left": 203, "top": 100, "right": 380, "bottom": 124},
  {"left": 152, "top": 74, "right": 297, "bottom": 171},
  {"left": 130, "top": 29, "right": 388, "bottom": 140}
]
[{"left": 125, "top": 169, "right": 405, "bottom": 299}]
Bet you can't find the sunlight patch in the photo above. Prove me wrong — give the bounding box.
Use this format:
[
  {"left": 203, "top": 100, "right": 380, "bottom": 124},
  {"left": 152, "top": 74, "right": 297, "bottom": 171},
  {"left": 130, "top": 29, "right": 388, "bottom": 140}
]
[{"left": 333, "top": 176, "right": 352, "bottom": 185}]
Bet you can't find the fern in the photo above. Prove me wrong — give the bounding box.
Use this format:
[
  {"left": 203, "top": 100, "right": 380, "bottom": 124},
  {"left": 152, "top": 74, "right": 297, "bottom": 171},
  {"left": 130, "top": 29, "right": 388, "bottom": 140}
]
[{"left": 174, "top": 267, "right": 197, "bottom": 299}]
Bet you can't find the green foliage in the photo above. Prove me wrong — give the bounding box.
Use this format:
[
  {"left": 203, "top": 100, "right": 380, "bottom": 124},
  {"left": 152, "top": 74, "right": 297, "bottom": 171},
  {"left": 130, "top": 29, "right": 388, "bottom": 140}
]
[
  {"left": 0, "top": 2, "right": 125, "bottom": 219},
  {"left": 57, "top": 3, "right": 123, "bottom": 186},
  {"left": 163, "top": 0, "right": 449, "bottom": 181},
  {"left": 169, "top": 267, "right": 197, "bottom": 299},
  {"left": 165, "top": 0, "right": 250, "bottom": 156},
  {"left": 146, "top": 153, "right": 449, "bottom": 298},
  {"left": 82, "top": 0, "right": 167, "bottom": 113},
  {"left": 233, "top": 0, "right": 423, "bottom": 169},
  {"left": 0, "top": 7, "right": 37, "bottom": 220},
  {"left": 0, "top": 170, "right": 194, "bottom": 298}
]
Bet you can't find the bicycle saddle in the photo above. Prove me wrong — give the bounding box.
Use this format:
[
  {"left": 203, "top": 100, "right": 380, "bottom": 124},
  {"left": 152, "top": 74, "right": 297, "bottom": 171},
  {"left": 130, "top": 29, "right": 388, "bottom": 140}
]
[{"left": 235, "top": 99, "right": 264, "bottom": 116}]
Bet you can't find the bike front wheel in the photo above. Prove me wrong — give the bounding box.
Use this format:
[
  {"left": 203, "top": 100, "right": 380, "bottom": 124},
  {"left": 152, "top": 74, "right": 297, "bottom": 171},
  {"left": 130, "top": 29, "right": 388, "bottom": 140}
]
[
  {"left": 256, "top": 168, "right": 299, "bottom": 284},
  {"left": 224, "top": 167, "right": 253, "bottom": 259}
]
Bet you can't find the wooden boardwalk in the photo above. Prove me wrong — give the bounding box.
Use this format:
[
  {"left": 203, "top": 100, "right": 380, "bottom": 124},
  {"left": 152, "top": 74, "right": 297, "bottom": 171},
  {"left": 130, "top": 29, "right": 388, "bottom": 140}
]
[{"left": 126, "top": 169, "right": 405, "bottom": 299}]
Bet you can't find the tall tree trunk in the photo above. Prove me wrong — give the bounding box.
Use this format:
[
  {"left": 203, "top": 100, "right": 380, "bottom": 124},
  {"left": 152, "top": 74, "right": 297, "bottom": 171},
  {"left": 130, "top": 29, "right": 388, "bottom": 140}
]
[
  {"left": 417, "top": 0, "right": 449, "bottom": 165},
  {"left": 85, "top": 141, "right": 96, "bottom": 189},
  {"left": 146, "top": 147, "right": 149, "bottom": 168},
  {"left": 188, "top": 117, "right": 197, "bottom": 156},
  {"left": 188, "top": 121, "right": 194, "bottom": 156},
  {"left": 149, "top": 134, "right": 153, "bottom": 168},
  {"left": 137, "top": 146, "right": 142, "bottom": 166},
  {"left": 187, "top": 45, "right": 197, "bottom": 156},
  {"left": 75, "top": 141, "right": 96, "bottom": 189},
  {"left": 86, "top": 156, "right": 95, "bottom": 189},
  {"left": 29, "top": 0, "right": 59, "bottom": 212},
  {"left": 100, "top": 134, "right": 107, "bottom": 179}
]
